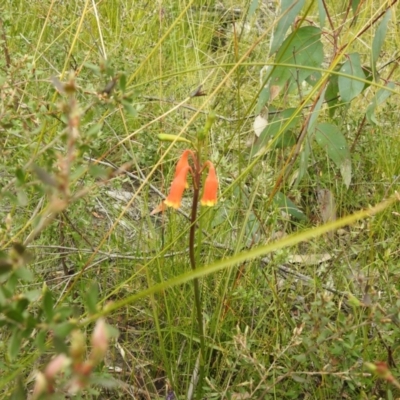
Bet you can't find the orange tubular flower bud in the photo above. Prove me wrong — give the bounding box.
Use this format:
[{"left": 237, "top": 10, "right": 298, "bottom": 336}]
[
  {"left": 174, "top": 149, "right": 193, "bottom": 188},
  {"left": 201, "top": 162, "right": 218, "bottom": 206},
  {"left": 165, "top": 165, "right": 190, "bottom": 209}
]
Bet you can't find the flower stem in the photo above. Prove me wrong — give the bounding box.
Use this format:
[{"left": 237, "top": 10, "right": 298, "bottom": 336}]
[{"left": 189, "top": 156, "right": 205, "bottom": 400}]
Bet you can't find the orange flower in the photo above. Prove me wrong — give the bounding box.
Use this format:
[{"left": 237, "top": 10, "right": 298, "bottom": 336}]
[
  {"left": 201, "top": 162, "right": 218, "bottom": 206},
  {"left": 174, "top": 150, "right": 190, "bottom": 176},
  {"left": 165, "top": 165, "right": 190, "bottom": 209},
  {"left": 174, "top": 150, "right": 193, "bottom": 188}
]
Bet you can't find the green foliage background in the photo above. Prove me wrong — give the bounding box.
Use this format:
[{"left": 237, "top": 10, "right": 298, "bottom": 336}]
[{"left": 1, "top": 0, "right": 400, "bottom": 398}]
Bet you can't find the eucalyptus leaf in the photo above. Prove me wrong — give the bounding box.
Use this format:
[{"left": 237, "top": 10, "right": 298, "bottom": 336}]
[
  {"left": 273, "top": 192, "right": 307, "bottom": 221},
  {"left": 294, "top": 136, "right": 311, "bottom": 188},
  {"left": 314, "top": 123, "right": 352, "bottom": 187},
  {"left": 251, "top": 108, "right": 300, "bottom": 156},
  {"left": 340, "top": 159, "right": 352, "bottom": 189},
  {"left": 269, "top": 26, "right": 323, "bottom": 98},
  {"left": 372, "top": 9, "right": 391, "bottom": 76},
  {"left": 366, "top": 81, "right": 395, "bottom": 125},
  {"left": 305, "top": 71, "right": 322, "bottom": 87},
  {"left": 270, "top": 0, "right": 306, "bottom": 55},
  {"left": 317, "top": 0, "right": 326, "bottom": 27},
  {"left": 338, "top": 53, "right": 365, "bottom": 102},
  {"left": 307, "top": 87, "right": 326, "bottom": 134},
  {"left": 256, "top": 86, "right": 270, "bottom": 114},
  {"left": 248, "top": 0, "right": 259, "bottom": 17}
]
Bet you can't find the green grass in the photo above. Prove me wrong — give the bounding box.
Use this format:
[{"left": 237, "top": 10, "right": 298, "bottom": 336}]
[{"left": 1, "top": 0, "right": 400, "bottom": 399}]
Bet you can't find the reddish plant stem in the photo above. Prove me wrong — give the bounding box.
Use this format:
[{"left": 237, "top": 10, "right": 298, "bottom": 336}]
[{"left": 188, "top": 153, "right": 205, "bottom": 400}]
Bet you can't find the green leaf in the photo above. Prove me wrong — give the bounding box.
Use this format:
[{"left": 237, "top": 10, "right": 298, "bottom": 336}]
[
  {"left": 53, "top": 305, "right": 74, "bottom": 321},
  {"left": 251, "top": 108, "right": 300, "bottom": 157},
  {"left": 84, "top": 282, "right": 99, "bottom": 315},
  {"left": 119, "top": 73, "right": 127, "bottom": 92},
  {"left": 245, "top": 212, "right": 261, "bottom": 247},
  {"left": 6, "top": 273, "right": 19, "bottom": 292},
  {"left": 336, "top": 155, "right": 352, "bottom": 187},
  {"left": 338, "top": 53, "right": 365, "bottom": 102},
  {"left": 273, "top": 129, "right": 296, "bottom": 149},
  {"left": 157, "top": 134, "right": 191, "bottom": 144},
  {"left": 0, "top": 287, "right": 11, "bottom": 306},
  {"left": 88, "top": 164, "right": 110, "bottom": 179},
  {"left": 84, "top": 62, "right": 101, "bottom": 75},
  {"left": 15, "top": 298, "right": 29, "bottom": 315},
  {"left": 273, "top": 192, "right": 307, "bottom": 221},
  {"left": 293, "top": 353, "right": 307, "bottom": 363},
  {"left": 270, "top": 0, "right": 306, "bottom": 55},
  {"left": 43, "top": 289, "right": 54, "bottom": 320},
  {"left": 8, "top": 329, "right": 22, "bottom": 361},
  {"left": 307, "top": 86, "right": 326, "bottom": 134},
  {"left": 255, "top": 86, "right": 270, "bottom": 114},
  {"left": 23, "top": 289, "right": 41, "bottom": 302},
  {"left": 53, "top": 321, "right": 76, "bottom": 338},
  {"left": 10, "top": 377, "right": 27, "bottom": 400},
  {"left": 5, "top": 309, "right": 25, "bottom": 324},
  {"left": 366, "top": 81, "right": 395, "bottom": 125},
  {"left": 25, "top": 315, "right": 38, "bottom": 330},
  {"left": 293, "top": 86, "right": 325, "bottom": 184},
  {"left": 53, "top": 335, "right": 69, "bottom": 354},
  {"left": 69, "top": 165, "right": 86, "bottom": 181},
  {"left": 106, "top": 323, "right": 120, "bottom": 340},
  {"left": 292, "top": 374, "right": 307, "bottom": 383},
  {"left": 269, "top": 26, "right": 324, "bottom": 97},
  {"left": 305, "top": 71, "right": 321, "bottom": 87},
  {"left": 294, "top": 136, "right": 311, "bottom": 188},
  {"left": 314, "top": 123, "right": 352, "bottom": 187},
  {"left": 317, "top": 0, "right": 326, "bottom": 27},
  {"left": 122, "top": 99, "right": 138, "bottom": 117},
  {"left": 86, "top": 123, "right": 103, "bottom": 137},
  {"left": 14, "top": 267, "right": 34, "bottom": 282},
  {"left": 351, "top": 0, "right": 361, "bottom": 15},
  {"left": 35, "top": 330, "right": 47, "bottom": 352},
  {"left": 15, "top": 168, "right": 25, "bottom": 185},
  {"left": 372, "top": 9, "right": 391, "bottom": 76},
  {"left": 16, "top": 190, "right": 28, "bottom": 207},
  {"left": 248, "top": 0, "right": 259, "bottom": 17},
  {"left": 0, "top": 258, "right": 12, "bottom": 275}
]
